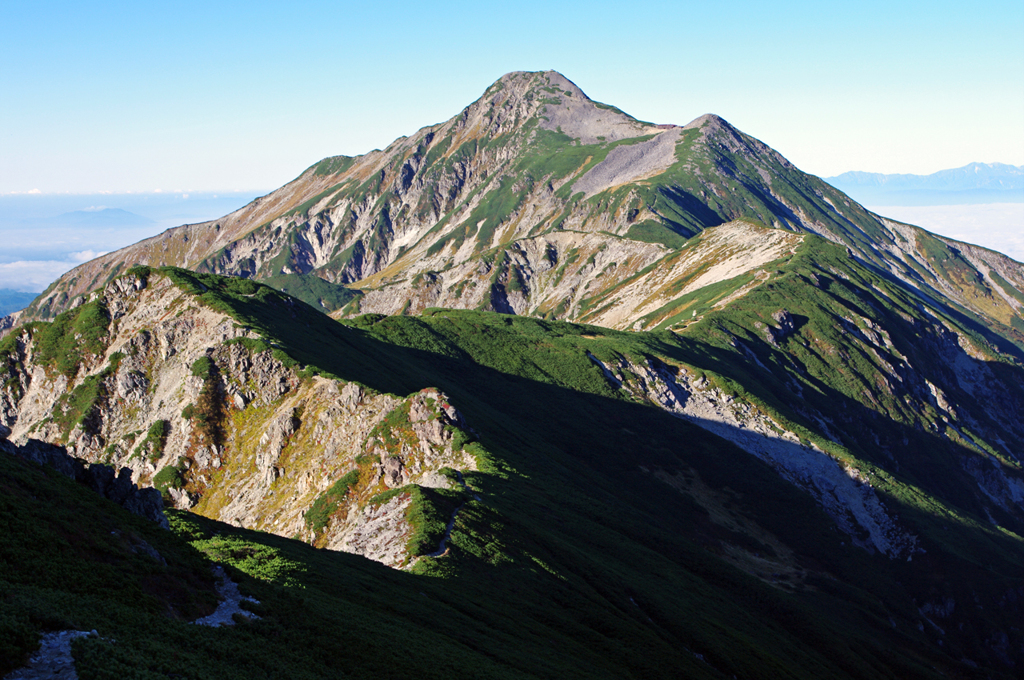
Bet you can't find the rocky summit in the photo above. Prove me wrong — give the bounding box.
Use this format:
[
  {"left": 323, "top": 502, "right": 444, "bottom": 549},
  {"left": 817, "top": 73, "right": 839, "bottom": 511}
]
[{"left": 1, "top": 71, "right": 1023, "bottom": 679}]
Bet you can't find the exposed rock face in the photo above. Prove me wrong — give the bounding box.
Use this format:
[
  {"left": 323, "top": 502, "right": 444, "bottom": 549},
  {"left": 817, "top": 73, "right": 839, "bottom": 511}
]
[
  {"left": 326, "top": 492, "right": 414, "bottom": 568},
  {"left": 0, "top": 272, "right": 480, "bottom": 569},
  {"left": 16, "top": 71, "right": 1021, "bottom": 348},
  {"left": 588, "top": 352, "right": 920, "bottom": 558}
]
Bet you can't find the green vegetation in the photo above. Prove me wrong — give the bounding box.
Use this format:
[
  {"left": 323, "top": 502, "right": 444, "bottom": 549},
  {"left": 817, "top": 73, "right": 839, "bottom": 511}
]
[
  {"left": 51, "top": 352, "right": 123, "bottom": 441},
  {"left": 405, "top": 485, "right": 465, "bottom": 556},
  {"left": 625, "top": 219, "right": 690, "bottom": 249},
  {"left": 304, "top": 470, "right": 359, "bottom": 535},
  {"left": 29, "top": 300, "right": 110, "bottom": 378},
  {"left": 153, "top": 459, "right": 186, "bottom": 497},
  {"left": 133, "top": 419, "right": 169, "bottom": 462},
  {"left": 189, "top": 534, "right": 305, "bottom": 587},
  {"left": 0, "top": 453, "right": 217, "bottom": 676},
  {"left": 191, "top": 356, "right": 214, "bottom": 379},
  {"left": 309, "top": 155, "right": 356, "bottom": 177},
  {"left": 261, "top": 273, "right": 361, "bottom": 312}
]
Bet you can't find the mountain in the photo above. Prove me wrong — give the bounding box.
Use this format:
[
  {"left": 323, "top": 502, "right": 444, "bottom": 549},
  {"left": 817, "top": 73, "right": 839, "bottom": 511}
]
[
  {"left": 826, "top": 163, "right": 1024, "bottom": 206},
  {"left": 0, "top": 289, "right": 37, "bottom": 317},
  {"left": 25, "top": 207, "right": 155, "bottom": 228},
  {"left": 2, "top": 71, "right": 1024, "bottom": 677},
  {"left": 19, "top": 73, "right": 1024, "bottom": 347}
]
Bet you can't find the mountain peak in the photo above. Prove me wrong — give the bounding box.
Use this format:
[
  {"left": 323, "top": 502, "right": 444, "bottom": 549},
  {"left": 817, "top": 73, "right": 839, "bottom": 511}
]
[
  {"left": 683, "top": 113, "right": 730, "bottom": 129},
  {"left": 488, "top": 70, "right": 587, "bottom": 99},
  {"left": 473, "top": 70, "right": 655, "bottom": 144}
]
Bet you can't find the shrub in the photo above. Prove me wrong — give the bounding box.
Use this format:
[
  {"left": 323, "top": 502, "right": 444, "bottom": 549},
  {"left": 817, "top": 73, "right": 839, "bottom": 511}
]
[
  {"left": 304, "top": 470, "right": 359, "bottom": 535},
  {"left": 190, "top": 356, "right": 214, "bottom": 379},
  {"left": 153, "top": 464, "right": 185, "bottom": 497},
  {"left": 134, "top": 419, "right": 169, "bottom": 462},
  {"left": 31, "top": 301, "right": 110, "bottom": 377}
]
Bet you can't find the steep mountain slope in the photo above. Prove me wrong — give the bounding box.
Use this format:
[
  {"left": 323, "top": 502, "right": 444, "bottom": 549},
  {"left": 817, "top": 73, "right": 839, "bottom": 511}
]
[
  {"left": 17, "top": 71, "right": 1023, "bottom": 352},
  {"left": 6, "top": 448, "right": 711, "bottom": 680},
  {"left": 2, "top": 259, "right": 1022, "bottom": 676},
  {"left": 3, "top": 69, "right": 1023, "bottom": 677}
]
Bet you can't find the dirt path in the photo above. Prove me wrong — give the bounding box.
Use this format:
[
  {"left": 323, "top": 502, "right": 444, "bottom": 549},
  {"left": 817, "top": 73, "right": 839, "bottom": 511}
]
[{"left": 423, "top": 471, "right": 481, "bottom": 558}]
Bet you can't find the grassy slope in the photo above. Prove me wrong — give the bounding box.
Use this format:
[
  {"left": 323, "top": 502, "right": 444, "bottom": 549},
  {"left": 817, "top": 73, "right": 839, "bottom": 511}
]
[
  {"left": 153, "top": 267, "right": 1019, "bottom": 676},
  {"left": 4, "top": 262, "right": 1021, "bottom": 677}
]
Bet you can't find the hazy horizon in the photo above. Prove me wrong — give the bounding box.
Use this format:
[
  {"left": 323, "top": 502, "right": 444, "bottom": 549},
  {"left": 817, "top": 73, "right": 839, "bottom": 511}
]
[
  {"left": 0, "top": 189, "right": 1018, "bottom": 297},
  {"left": 3, "top": 1, "right": 1022, "bottom": 195}
]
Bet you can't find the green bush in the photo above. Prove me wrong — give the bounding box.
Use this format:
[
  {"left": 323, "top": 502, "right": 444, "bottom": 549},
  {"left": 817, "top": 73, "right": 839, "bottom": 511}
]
[
  {"left": 134, "top": 419, "right": 169, "bottom": 462},
  {"left": 153, "top": 464, "right": 185, "bottom": 497},
  {"left": 190, "top": 356, "right": 214, "bottom": 379},
  {"left": 31, "top": 300, "right": 110, "bottom": 377},
  {"left": 189, "top": 535, "right": 304, "bottom": 587},
  {"left": 303, "top": 470, "right": 359, "bottom": 535}
]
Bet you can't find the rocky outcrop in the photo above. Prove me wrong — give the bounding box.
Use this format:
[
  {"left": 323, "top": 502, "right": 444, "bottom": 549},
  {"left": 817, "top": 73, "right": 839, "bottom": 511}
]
[
  {"left": 0, "top": 434, "right": 168, "bottom": 529},
  {"left": 588, "top": 352, "right": 920, "bottom": 558},
  {"left": 0, "top": 271, "right": 481, "bottom": 569},
  {"left": 327, "top": 492, "right": 414, "bottom": 568}
]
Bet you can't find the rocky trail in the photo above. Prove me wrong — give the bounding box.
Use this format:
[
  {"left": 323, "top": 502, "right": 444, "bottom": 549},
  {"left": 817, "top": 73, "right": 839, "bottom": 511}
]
[
  {"left": 2, "top": 631, "right": 92, "bottom": 680},
  {"left": 192, "top": 566, "right": 261, "bottom": 627},
  {"left": 424, "top": 471, "right": 481, "bottom": 559}
]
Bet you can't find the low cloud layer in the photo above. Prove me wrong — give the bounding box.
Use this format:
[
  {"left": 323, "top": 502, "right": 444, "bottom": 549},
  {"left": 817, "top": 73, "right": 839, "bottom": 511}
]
[
  {"left": 0, "top": 259, "right": 90, "bottom": 292},
  {"left": 871, "top": 203, "right": 1024, "bottom": 263}
]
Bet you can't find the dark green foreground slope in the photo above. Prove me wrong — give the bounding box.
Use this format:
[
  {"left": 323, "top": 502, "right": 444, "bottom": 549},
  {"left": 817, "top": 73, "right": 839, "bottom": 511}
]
[{"left": 3, "top": 250, "right": 1022, "bottom": 677}]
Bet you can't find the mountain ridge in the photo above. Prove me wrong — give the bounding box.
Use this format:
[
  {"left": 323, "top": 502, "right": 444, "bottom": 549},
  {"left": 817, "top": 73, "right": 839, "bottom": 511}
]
[
  {"left": 2, "top": 258, "right": 1022, "bottom": 675},
  {"left": 12, "top": 71, "right": 1022, "bottom": 358},
  {"left": 825, "top": 162, "right": 1024, "bottom": 206},
  {"left": 1, "top": 70, "right": 1023, "bottom": 676},
  {"left": 827, "top": 162, "right": 1024, "bottom": 191}
]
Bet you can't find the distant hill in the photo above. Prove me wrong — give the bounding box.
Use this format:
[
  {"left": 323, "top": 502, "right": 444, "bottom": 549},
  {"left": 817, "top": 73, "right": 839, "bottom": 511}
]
[
  {"left": 826, "top": 162, "right": 1024, "bottom": 205},
  {"left": 0, "top": 289, "right": 36, "bottom": 316},
  {"left": 25, "top": 207, "right": 154, "bottom": 228}
]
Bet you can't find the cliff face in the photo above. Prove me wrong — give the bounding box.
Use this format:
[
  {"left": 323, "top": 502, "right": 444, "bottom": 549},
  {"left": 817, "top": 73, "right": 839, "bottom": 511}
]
[{"left": 0, "top": 271, "right": 478, "bottom": 569}]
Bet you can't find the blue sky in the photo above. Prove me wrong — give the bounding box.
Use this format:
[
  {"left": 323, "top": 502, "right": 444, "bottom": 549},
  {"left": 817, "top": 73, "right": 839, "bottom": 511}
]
[{"left": 2, "top": 0, "right": 1022, "bottom": 194}]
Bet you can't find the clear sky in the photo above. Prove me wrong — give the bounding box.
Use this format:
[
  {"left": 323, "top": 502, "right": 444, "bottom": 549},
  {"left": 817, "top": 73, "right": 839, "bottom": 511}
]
[{"left": 2, "top": 0, "right": 1022, "bottom": 194}]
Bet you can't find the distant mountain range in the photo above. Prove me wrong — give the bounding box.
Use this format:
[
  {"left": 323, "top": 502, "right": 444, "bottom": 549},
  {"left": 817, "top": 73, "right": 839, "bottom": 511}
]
[
  {"left": 826, "top": 162, "right": 1024, "bottom": 205},
  {"left": 23, "top": 207, "right": 154, "bottom": 228}
]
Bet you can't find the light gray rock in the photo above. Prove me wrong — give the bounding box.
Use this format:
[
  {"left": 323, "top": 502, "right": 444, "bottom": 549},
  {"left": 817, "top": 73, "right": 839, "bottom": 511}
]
[
  {"left": 2, "top": 630, "right": 92, "bottom": 680},
  {"left": 192, "top": 566, "right": 260, "bottom": 627}
]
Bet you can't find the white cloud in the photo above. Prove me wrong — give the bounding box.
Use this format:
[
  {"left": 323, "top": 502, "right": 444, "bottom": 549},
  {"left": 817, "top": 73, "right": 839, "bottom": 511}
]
[
  {"left": 69, "top": 250, "right": 108, "bottom": 262},
  {"left": 0, "top": 249, "right": 108, "bottom": 291},
  {"left": 0, "top": 260, "right": 79, "bottom": 292},
  {"left": 870, "top": 203, "right": 1024, "bottom": 263}
]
